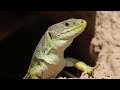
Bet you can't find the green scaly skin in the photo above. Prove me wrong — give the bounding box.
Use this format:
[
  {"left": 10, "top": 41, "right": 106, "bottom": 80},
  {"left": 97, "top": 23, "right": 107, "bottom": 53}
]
[{"left": 23, "top": 18, "right": 96, "bottom": 79}]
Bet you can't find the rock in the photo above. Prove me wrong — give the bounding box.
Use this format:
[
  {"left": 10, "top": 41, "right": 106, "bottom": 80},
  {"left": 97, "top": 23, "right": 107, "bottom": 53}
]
[{"left": 81, "top": 11, "right": 120, "bottom": 79}]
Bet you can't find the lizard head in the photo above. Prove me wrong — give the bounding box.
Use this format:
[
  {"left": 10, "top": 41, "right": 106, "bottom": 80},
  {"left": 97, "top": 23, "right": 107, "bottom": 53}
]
[
  {"left": 44, "top": 18, "right": 87, "bottom": 54},
  {"left": 47, "top": 18, "right": 87, "bottom": 40}
]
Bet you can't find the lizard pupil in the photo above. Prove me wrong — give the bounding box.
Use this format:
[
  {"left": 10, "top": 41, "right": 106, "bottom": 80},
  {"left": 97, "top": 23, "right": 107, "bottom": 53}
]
[{"left": 65, "top": 22, "right": 69, "bottom": 26}]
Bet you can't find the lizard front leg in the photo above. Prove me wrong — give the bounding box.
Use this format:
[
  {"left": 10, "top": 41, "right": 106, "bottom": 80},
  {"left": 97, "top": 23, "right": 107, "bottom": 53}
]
[
  {"left": 65, "top": 57, "right": 98, "bottom": 76},
  {"left": 28, "top": 65, "right": 44, "bottom": 79}
]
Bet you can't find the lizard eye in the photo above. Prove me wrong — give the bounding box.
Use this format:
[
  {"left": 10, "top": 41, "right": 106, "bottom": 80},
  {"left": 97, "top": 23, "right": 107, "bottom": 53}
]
[
  {"left": 65, "top": 22, "right": 70, "bottom": 26},
  {"left": 48, "top": 32, "right": 52, "bottom": 39},
  {"left": 64, "top": 21, "right": 75, "bottom": 27}
]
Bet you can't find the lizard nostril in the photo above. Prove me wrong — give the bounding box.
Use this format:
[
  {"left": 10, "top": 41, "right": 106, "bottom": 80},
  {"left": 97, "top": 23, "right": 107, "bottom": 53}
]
[{"left": 81, "top": 21, "right": 83, "bottom": 24}]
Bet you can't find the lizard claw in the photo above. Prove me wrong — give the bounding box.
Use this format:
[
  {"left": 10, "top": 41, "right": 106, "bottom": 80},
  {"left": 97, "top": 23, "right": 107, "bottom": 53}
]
[{"left": 82, "top": 64, "right": 100, "bottom": 76}]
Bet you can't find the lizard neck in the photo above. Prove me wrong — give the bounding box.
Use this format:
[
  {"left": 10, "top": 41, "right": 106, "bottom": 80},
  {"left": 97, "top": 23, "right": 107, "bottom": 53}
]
[
  {"left": 43, "top": 38, "right": 73, "bottom": 56},
  {"left": 34, "top": 34, "right": 74, "bottom": 58}
]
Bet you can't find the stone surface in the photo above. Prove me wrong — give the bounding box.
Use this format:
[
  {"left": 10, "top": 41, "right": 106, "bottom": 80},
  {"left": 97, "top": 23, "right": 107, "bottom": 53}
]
[{"left": 81, "top": 11, "right": 120, "bottom": 79}]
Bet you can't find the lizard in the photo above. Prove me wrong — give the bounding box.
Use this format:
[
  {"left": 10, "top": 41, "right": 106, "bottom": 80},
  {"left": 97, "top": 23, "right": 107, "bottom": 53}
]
[{"left": 23, "top": 18, "right": 97, "bottom": 79}]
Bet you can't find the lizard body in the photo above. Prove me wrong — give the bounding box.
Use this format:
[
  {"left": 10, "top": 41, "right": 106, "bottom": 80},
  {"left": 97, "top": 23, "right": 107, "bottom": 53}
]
[{"left": 23, "top": 18, "right": 95, "bottom": 79}]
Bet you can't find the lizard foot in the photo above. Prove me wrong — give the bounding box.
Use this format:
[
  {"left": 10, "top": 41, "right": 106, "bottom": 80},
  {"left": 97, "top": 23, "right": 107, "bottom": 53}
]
[
  {"left": 75, "top": 62, "right": 100, "bottom": 77},
  {"left": 82, "top": 64, "right": 100, "bottom": 79}
]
